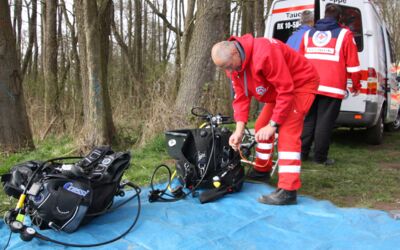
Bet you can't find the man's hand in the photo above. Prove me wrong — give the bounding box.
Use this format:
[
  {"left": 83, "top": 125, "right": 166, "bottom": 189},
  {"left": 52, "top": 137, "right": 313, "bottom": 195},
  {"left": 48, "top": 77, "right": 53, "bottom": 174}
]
[
  {"left": 229, "top": 130, "right": 243, "bottom": 151},
  {"left": 255, "top": 125, "right": 276, "bottom": 142},
  {"left": 229, "top": 121, "right": 245, "bottom": 151}
]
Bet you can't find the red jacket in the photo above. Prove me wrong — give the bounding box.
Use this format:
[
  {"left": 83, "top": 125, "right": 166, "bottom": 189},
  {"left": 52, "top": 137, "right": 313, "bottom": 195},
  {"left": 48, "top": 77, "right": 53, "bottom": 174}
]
[
  {"left": 299, "top": 18, "right": 361, "bottom": 99},
  {"left": 227, "top": 34, "right": 319, "bottom": 124}
]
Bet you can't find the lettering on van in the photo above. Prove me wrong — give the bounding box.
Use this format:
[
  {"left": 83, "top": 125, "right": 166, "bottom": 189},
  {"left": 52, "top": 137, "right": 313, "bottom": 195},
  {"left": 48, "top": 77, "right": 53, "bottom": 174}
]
[
  {"left": 276, "top": 20, "right": 300, "bottom": 31},
  {"left": 322, "top": 0, "right": 347, "bottom": 4},
  {"left": 286, "top": 12, "right": 302, "bottom": 19}
]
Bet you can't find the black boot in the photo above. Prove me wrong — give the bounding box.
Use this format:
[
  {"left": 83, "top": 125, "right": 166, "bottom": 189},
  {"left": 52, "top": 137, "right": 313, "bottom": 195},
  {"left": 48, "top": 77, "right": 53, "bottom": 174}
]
[
  {"left": 301, "top": 153, "right": 309, "bottom": 161},
  {"left": 258, "top": 188, "right": 297, "bottom": 205},
  {"left": 246, "top": 168, "right": 271, "bottom": 185},
  {"left": 314, "top": 158, "right": 335, "bottom": 166}
]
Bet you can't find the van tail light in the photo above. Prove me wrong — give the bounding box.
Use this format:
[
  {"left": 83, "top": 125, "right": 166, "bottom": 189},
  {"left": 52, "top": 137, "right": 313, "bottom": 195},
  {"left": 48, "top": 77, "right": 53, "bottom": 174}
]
[
  {"left": 367, "top": 67, "right": 377, "bottom": 95},
  {"left": 367, "top": 82, "right": 377, "bottom": 95},
  {"left": 354, "top": 114, "right": 363, "bottom": 120}
]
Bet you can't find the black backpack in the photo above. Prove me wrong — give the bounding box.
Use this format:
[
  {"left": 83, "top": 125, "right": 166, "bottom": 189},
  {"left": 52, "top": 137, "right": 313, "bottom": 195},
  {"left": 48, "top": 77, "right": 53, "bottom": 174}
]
[
  {"left": 165, "top": 127, "right": 245, "bottom": 200},
  {"left": 1, "top": 146, "right": 131, "bottom": 233}
]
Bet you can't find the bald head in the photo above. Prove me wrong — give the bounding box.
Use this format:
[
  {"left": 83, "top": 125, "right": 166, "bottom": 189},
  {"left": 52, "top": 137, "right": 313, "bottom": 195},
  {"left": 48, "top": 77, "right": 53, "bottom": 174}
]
[{"left": 211, "top": 41, "right": 242, "bottom": 71}]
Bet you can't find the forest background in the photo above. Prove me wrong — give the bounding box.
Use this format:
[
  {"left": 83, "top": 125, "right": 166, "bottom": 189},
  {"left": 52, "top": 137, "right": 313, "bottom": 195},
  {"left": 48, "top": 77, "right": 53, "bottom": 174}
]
[
  {"left": 0, "top": 0, "right": 400, "bottom": 211},
  {"left": 1, "top": 0, "right": 399, "bottom": 152}
]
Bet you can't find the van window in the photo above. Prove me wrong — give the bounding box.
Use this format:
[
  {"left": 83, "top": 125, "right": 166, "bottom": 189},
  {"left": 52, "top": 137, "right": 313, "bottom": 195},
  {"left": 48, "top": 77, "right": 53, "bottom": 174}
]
[
  {"left": 380, "top": 27, "right": 388, "bottom": 73},
  {"left": 272, "top": 19, "right": 301, "bottom": 43},
  {"left": 339, "top": 6, "right": 363, "bottom": 51},
  {"left": 386, "top": 30, "right": 396, "bottom": 65}
]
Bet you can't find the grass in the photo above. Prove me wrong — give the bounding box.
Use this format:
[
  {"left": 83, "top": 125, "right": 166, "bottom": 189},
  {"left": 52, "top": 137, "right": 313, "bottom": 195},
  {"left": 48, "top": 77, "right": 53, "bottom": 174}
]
[
  {"left": 1, "top": 127, "right": 400, "bottom": 214},
  {"left": 0, "top": 134, "right": 172, "bottom": 214},
  {"left": 294, "top": 128, "right": 400, "bottom": 209},
  {"left": 0, "top": 136, "right": 77, "bottom": 214}
]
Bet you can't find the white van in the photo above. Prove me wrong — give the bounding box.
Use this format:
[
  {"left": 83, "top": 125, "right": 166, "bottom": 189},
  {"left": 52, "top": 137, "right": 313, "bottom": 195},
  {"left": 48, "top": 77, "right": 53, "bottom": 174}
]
[{"left": 265, "top": 0, "right": 400, "bottom": 144}]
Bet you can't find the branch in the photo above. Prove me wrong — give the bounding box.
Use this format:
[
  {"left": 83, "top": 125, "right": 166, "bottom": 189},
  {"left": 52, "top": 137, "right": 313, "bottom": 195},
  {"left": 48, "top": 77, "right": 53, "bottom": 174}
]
[
  {"left": 144, "top": 0, "right": 183, "bottom": 36},
  {"left": 111, "top": 19, "right": 130, "bottom": 57},
  {"left": 110, "top": 13, "right": 140, "bottom": 84},
  {"left": 40, "top": 116, "right": 58, "bottom": 141},
  {"left": 60, "top": 0, "right": 74, "bottom": 33},
  {"left": 21, "top": 0, "right": 36, "bottom": 76}
]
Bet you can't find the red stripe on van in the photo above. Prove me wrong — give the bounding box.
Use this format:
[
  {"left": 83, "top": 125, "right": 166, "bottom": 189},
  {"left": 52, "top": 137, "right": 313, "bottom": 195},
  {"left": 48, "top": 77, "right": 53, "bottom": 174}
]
[{"left": 272, "top": 4, "right": 315, "bottom": 14}]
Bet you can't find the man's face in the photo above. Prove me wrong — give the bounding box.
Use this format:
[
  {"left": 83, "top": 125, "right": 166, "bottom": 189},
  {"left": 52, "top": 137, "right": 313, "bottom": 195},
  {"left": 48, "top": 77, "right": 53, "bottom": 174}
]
[{"left": 213, "top": 47, "right": 242, "bottom": 73}]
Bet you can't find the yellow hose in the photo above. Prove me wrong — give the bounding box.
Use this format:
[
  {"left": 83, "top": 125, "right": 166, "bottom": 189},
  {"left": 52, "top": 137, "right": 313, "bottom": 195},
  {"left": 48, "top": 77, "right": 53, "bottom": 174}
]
[
  {"left": 199, "top": 122, "right": 208, "bottom": 128},
  {"left": 167, "top": 170, "right": 177, "bottom": 192}
]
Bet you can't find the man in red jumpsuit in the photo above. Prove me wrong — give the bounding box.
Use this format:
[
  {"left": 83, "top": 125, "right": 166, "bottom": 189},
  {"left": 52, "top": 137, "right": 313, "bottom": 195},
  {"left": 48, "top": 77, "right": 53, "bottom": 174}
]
[
  {"left": 299, "top": 4, "right": 361, "bottom": 165},
  {"left": 211, "top": 34, "right": 319, "bottom": 205}
]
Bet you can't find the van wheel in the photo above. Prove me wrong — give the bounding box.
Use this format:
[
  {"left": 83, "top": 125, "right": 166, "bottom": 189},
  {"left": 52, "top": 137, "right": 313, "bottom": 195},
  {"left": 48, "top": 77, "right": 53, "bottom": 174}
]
[
  {"left": 366, "top": 114, "right": 384, "bottom": 145},
  {"left": 384, "top": 110, "right": 400, "bottom": 132}
]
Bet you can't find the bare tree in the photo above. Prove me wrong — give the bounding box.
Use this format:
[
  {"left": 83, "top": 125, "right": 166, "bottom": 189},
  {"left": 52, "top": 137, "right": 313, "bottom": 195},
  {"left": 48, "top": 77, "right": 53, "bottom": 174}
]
[
  {"left": 0, "top": 0, "right": 34, "bottom": 152},
  {"left": 111, "top": 1, "right": 141, "bottom": 101},
  {"left": 13, "top": 0, "right": 22, "bottom": 60},
  {"left": 134, "top": 0, "right": 143, "bottom": 83},
  {"left": 180, "top": 0, "right": 195, "bottom": 67},
  {"left": 75, "top": 0, "right": 115, "bottom": 147},
  {"left": 161, "top": 0, "right": 167, "bottom": 62},
  {"left": 60, "top": 0, "right": 82, "bottom": 105},
  {"left": 21, "top": 0, "right": 37, "bottom": 77},
  {"left": 241, "top": 0, "right": 255, "bottom": 35},
  {"left": 254, "top": 0, "right": 265, "bottom": 37},
  {"left": 43, "top": 0, "right": 61, "bottom": 127},
  {"left": 374, "top": 0, "right": 400, "bottom": 65},
  {"left": 174, "top": 0, "right": 231, "bottom": 115}
]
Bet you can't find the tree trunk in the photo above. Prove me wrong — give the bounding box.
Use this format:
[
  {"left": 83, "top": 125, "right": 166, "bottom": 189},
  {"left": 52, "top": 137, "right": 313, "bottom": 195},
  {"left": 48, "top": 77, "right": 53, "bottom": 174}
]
[
  {"left": 21, "top": 0, "right": 37, "bottom": 77},
  {"left": 241, "top": 0, "right": 255, "bottom": 36},
  {"left": 162, "top": 0, "right": 167, "bottom": 62},
  {"left": 118, "top": 0, "right": 128, "bottom": 97},
  {"left": 13, "top": 0, "right": 22, "bottom": 61},
  {"left": 41, "top": 0, "right": 46, "bottom": 78},
  {"left": 75, "top": 0, "right": 115, "bottom": 147},
  {"left": 75, "top": 0, "right": 89, "bottom": 123},
  {"left": 174, "top": 0, "right": 181, "bottom": 90},
  {"left": 134, "top": 0, "right": 143, "bottom": 83},
  {"left": 235, "top": 5, "right": 242, "bottom": 36},
  {"left": 0, "top": 1, "right": 34, "bottom": 152},
  {"left": 157, "top": 1, "right": 162, "bottom": 62},
  {"left": 174, "top": 0, "right": 230, "bottom": 116},
  {"left": 43, "top": 0, "right": 60, "bottom": 127},
  {"left": 98, "top": 0, "right": 115, "bottom": 141},
  {"left": 254, "top": 0, "right": 265, "bottom": 37},
  {"left": 33, "top": 31, "right": 39, "bottom": 80},
  {"left": 231, "top": 2, "right": 238, "bottom": 35},
  {"left": 61, "top": 0, "right": 82, "bottom": 120},
  {"left": 180, "top": 0, "right": 195, "bottom": 67},
  {"left": 374, "top": 0, "right": 400, "bottom": 65},
  {"left": 143, "top": 1, "right": 147, "bottom": 67}
]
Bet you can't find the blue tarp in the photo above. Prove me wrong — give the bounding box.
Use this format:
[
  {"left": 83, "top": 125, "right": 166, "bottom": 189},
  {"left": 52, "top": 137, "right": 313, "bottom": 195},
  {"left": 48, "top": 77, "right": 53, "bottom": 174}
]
[{"left": 1, "top": 183, "right": 400, "bottom": 250}]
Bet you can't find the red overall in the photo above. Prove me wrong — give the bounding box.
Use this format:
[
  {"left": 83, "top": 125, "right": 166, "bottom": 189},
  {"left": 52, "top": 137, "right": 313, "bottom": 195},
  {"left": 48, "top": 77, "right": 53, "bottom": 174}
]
[
  {"left": 254, "top": 95, "right": 314, "bottom": 190},
  {"left": 227, "top": 34, "right": 319, "bottom": 190}
]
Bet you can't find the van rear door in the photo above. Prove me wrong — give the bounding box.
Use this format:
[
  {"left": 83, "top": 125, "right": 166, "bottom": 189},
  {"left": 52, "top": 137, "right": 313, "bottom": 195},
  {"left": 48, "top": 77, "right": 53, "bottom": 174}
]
[
  {"left": 382, "top": 27, "right": 400, "bottom": 123},
  {"left": 265, "top": 0, "right": 315, "bottom": 41}
]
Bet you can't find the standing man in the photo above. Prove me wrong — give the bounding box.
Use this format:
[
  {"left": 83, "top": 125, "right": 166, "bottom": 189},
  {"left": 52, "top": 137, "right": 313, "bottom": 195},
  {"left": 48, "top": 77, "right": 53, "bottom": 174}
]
[
  {"left": 299, "top": 4, "right": 361, "bottom": 165},
  {"left": 211, "top": 34, "right": 319, "bottom": 205},
  {"left": 286, "top": 10, "right": 314, "bottom": 51}
]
